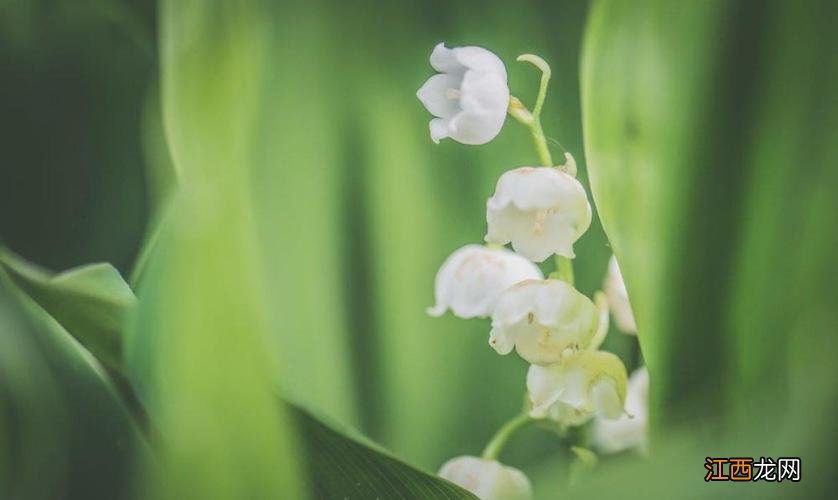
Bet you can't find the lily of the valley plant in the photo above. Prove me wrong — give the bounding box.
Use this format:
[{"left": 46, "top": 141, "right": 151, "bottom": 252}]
[{"left": 418, "top": 43, "right": 648, "bottom": 499}]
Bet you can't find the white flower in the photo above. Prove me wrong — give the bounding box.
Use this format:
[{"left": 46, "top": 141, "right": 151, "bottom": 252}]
[
  {"left": 439, "top": 456, "right": 531, "bottom": 500},
  {"left": 417, "top": 43, "right": 509, "bottom": 145},
  {"left": 527, "top": 350, "right": 628, "bottom": 426},
  {"left": 489, "top": 279, "right": 600, "bottom": 365},
  {"left": 429, "top": 245, "right": 543, "bottom": 319},
  {"left": 485, "top": 165, "right": 592, "bottom": 262},
  {"left": 604, "top": 255, "right": 637, "bottom": 333},
  {"left": 592, "top": 366, "right": 649, "bottom": 454}
]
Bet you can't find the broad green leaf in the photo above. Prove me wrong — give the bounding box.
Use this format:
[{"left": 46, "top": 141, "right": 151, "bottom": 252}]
[
  {"left": 580, "top": 0, "right": 838, "bottom": 497},
  {"left": 582, "top": 0, "right": 838, "bottom": 418},
  {"left": 0, "top": 244, "right": 473, "bottom": 499},
  {"left": 0, "top": 248, "right": 473, "bottom": 498},
  {"left": 123, "top": 1, "right": 313, "bottom": 498},
  {"left": 130, "top": 81, "right": 178, "bottom": 290},
  {"left": 0, "top": 269, "right": 148, "bottom": 499},
  {"left": 244, "top": 1, "right": 358, "bottom": 427},
  {"left": 582, "top": 0, "right": 733, "bottom": 420},
  {"left": 291, "top": 404, "right": 476, "bottom": 499},
  {"left": 0, "top": 247, "right": 135, "bottom": 370}
]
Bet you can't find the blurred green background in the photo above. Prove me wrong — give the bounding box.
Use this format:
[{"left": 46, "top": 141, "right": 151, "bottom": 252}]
[{"left": 1, "top": 0, "right": 836, "bottom": 499}]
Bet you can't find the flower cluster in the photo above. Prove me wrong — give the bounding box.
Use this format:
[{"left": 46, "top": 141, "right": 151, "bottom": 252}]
[{"left": 418, "top": 44, "right": 647, "bottom": 499}]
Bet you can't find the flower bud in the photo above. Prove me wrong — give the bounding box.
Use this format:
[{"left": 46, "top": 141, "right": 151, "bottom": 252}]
[
  {"left": 604, "top": 255, "right": 637, "bottom": 334},
  {"left": 489, "top": 279, "right": 600, "bottom": 365},
  {"left": 417, "top": 43, "right": 509, "bottom": 145},
  {"left": 428, "top": 245, "right": 543, "bottom": 319},
  {"left": 485, "top": 166, "right": 591, "bottom": 262},
  {"left": 527, "top": 350, "right": 628, "bottom": 425},
  {"left": 438, "top": 456, "right": 532, "bottom": 500},
  {"left": 592, "top": 366, "right": 649, "bottom": 454}
]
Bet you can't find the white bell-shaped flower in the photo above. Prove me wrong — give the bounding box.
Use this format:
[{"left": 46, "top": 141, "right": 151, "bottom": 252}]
[
  {"left": 489, "top": 279, "right": 600, "bottom": 365},
  {"left": 485, "top": 165, "right": 592, "bottom": 262},
  {"left": 429, "top": 245, "right": 543, "bottom": 319},
  {"left": 604, "top": 255, "right": 637, "bottom": 334},
  {"left": 527, "top": 350, "right": 628, "bottom": 425},
  {"left": 417, "top": 43, "right": 509, "bottom": 145},
  {"left": 592, "top": 366, "right": 649, "bottom": 454},
  {"left": 438, "top": 456, "right": 531, "bottom": 500}
]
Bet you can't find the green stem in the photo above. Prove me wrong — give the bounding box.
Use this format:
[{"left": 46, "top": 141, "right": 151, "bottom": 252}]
[
  {"left": 510, "top": 53, "right": 577, "bottom": 282},
  {"left": 517, "top": 54, "right": 550, "bottom": 120},
  {"left": 481, "top": 413, "right": 535, "bottom": 461},
  {"left": 554, "top": 255, "right": 575, "bottom": 286},
  {"left": 515, "top": 54, "right": 554, "bottom": 167},
  {"left": 528, "top": 119, "right": 553, "bottom": 166}
]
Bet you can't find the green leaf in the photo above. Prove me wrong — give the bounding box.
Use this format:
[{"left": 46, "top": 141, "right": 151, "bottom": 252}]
[
  {"left": 582, "top": 0, "right": 838, "bottom": 421},
  {"left": 244, "top": 2, "right": 359, "bottom": 427},
  {"left": 0, "top": 267, "right": 148, "bottom": 499},
  {"left": 580, "top": 0, "right": 838, "bottom": 497},
  {"left": 0, "top": 247, "right": 135, "bottom": 370},
  {"left": 0, "top": 247, "right": 471, "bottom": 499},
  {"left": 291, "top": 404, "right": 476, "bottom": 499}
]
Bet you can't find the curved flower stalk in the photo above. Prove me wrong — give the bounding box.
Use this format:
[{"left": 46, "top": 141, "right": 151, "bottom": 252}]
[
  {"left": 438, "top": 456, "right": 532, "bottom": 500},
  {"left": 417, "top": 43, "right": 510, "bottom": 145},
  {"left": 489, "top": 279, "right": 601, "bottom": 365},
  {"left": 527, "top": 350, "right": 628, "bottom": 425},
  {"left": 428, "top": 244, "right": 543, "bottom": 319},
  {"left": 604, "top": 255, "right": 637, "bottom": 334},
  {"left": 485, "top": 163, "right": 592, "bottom": 262},
  {"left": 592, "top": 366, "right": 649, "bottom": 454}
]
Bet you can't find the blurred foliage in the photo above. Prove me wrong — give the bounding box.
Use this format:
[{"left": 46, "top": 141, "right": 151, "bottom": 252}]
[
  {"left": 0, "top": 265, "right": 147, "bottom": 499},
  {"left": 0, "top": 0, "right": 835, "bottom": 499},
  {"left": 293, "top": 405, "right": 476, "bottom": 499},
  {"left": 580, "top": 0, "right": 838, "bottom": 497},
  {"left": 124, "top": 1, "right": 307, "bottom": 498},
  {"left": 0, "top": 248, "right": 135, "bottom": 371},
  {"left": 0, "top": 0, "right": 154, "bottom": 273}
]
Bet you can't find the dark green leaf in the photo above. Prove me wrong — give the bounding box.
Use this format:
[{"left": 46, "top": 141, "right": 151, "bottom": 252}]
[
  {"left": 0, "top": 268, "right": 147, "bottom": 499},
  {"left": 291, "top": 404, "right": 476, "bottom": 499},
  {"left": 578, "top": 0, "right": 838, "bottom": 497},
  {"left": 0, "top": 247, "right": 135, "bottom": 370},
  {"left": 0, "top": 246, "right": 472, "bottom": 498}
]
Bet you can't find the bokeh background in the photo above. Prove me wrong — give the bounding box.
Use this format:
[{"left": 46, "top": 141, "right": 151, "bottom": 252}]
[{"left": 1, "top": 0, "right": 836, "bottom": 499}]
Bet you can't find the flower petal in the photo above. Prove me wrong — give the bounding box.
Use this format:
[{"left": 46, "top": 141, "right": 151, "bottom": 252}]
[
  {"left": 605, "top": 255, "right": 637, "bottom": 333},
  {"left": 591, "top": 379, "right": 623, "bottom": 419},
  {"left": 485, "top": 167, "right": 592, "bottom": 261},
  {"left": 488, "top": 168, "right": 588, "bottom": 212},
  {"left": 459, "top": 70, "right": 510, "bottom": 116},
  {"left": 452, "top": 46, "right": 507, "bottom": 80},
  {"left": 490, "top": 280, "right": 600, "bottom": 364},
  {"left": 489, "top": 327, "right": 515, "bottom": 355},
  {"left": 592, "top": 367, "right": 649, "bottom": 454},
  {"left": 417, "top": 73, "right": 462, "bottom": 118},
  {"left": 439, "top": 456, "right": 531, "bottom": 500},
  {"left": 526, "top": 364, "right": 565, "bottom": 417},
  {"left": 429, "top": 117, "right": 450, "bottom": 144},
  {"left": 428, "top": 245, "right": 543, "bottom": 319},
  {"left": 448, "top": 110, "right": 506, "bottom": 145},
  {"left": 526, "top": 351, "right": 628, "bottom": 425},
  {"left": 430, "top": 42, "right": 463, "bottom": 73}
]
